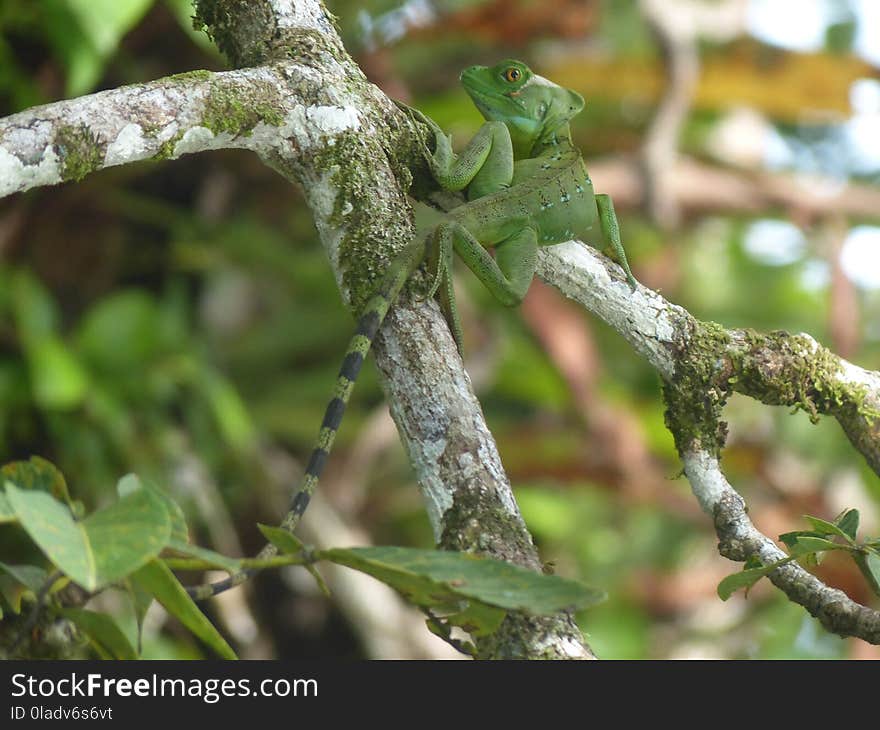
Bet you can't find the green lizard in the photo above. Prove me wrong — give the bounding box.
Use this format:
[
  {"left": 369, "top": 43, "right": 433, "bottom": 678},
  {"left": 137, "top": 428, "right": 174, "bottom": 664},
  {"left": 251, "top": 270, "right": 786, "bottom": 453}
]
[{"left": 187, "top": 59, "right": 636, "bottom": 599}]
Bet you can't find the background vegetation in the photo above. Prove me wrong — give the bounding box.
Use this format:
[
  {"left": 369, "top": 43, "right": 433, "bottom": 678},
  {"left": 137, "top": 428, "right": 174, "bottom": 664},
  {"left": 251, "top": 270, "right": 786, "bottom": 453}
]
[{"left": 0, "top": 0, "right": 878, "bottom": 658}]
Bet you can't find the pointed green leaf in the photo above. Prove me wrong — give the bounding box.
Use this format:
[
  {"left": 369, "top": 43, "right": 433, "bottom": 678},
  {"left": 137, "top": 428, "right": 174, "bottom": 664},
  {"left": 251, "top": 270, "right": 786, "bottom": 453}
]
[
  {"left": 789, "top": 536, "right": 848, "bottom": 557},
  {"left": 803, "top": 515, "right": 855, "bottom": 543},
  {"left": 853, "top": 551, "right": 880, "bottom": 597},
  {"left": 319, "top": 546, "right": 605, "bottom": 616},
  {"left": 718, "top": 564, "right": 778, "bottom": 600},
  {"left": 10, "top": 269, "right": 58, "bottom": 340},
  {"left": 49, "top": 0, "right": 154, "bottom": 96},
  {"left": 258, "top": 524, "right": 306, "bottom": 555},
  {"left": 835, "top": 509, "right": 860, "bottom": 541},
  {"left": 0, "top": 576, "right": 22, "bottom": 615},
  {"left": 5, "top": 483, "right": 171, "bottom": 591},
  {"left": 131, "top": 560, "right": 236, "bottom": 660},
  {"left": 779, "top": 530, "right": 825, "bottom": 550},
  {"left": 201, "top": 371, "right": 256, "bottom": 452},
  {"left": 59, "top": 607, "right": 137, "bottom": 660}
]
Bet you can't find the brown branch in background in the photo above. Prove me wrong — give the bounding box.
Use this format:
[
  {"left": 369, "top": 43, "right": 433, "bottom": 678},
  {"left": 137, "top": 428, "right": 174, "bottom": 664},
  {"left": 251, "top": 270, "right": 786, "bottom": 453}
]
[
  {"left": 588, "top": 156, "right": 880, "bottom": 222},
  {"left": 826, "top": 215, "right": 861, "bottom": 360},
  {"left": 639, "top": 0, "right": 701, "bottom": 229}
]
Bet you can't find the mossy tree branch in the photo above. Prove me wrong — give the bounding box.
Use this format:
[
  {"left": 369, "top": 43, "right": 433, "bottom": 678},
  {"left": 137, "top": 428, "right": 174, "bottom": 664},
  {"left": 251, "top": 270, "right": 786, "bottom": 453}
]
[
  {"left": 537, "top": 243, "right": 880, "bottom": 644},
  {"left": 3, "top": 0, "right": 877, "bottom": 652},
  {"left": 0, "top": 0, "right": 594, "bottom": 659}
]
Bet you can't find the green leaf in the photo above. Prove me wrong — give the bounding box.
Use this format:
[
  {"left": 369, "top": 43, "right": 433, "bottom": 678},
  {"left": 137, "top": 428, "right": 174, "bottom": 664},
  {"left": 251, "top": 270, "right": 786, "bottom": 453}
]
[
  {"left": 0, "top": 562, "right": 49, "bottom": 614},
  {"left": 201, "top": 372, "right": 257, "bottom": 452},
  {"left": 717, "top": 564, "right": 778, "bottom": 600},
  {"left": 779, "top": 530, "right": 825, "bottom": 550},
  {"left": 117, "top": 475, "right": 188, "bottom": 543},
  {"left": 0, "top": 491, "right": 14, "bottom": 524},
  {"left": 258, "top": 524, "right": 306, "bottom": 555},
  {"left": 126, "top": 578, "right": 154, "bottom": 656},
  {"left": 58, "top": 608, "right": 137, "bottom": 660},
  {"left": 803, "top": 515, "right": 855, "bottom": 543},
  {"left": 131, "top": 560, "right": 236, "bottom": 660},
  {"left": 835, "top": 509, "right": 860, "bottom": 541},
  {"left": 82, "top": 488, "right": 172, "bottom": 587},
  {"left": 44, "top": 0, "right": 154, "bottom": 96},
  {"left": 854, "top": 551, "right": 880, "bottom": 597},
  {"left": 0, "top": 561, "right": 48, "bottom": 593},
  {"left": 76, "top": 290, "right": 165, "bottom": 371},
  {"left": 26, "top": 336, "right": 89, "bottom": 410},
  {"left": 789, "top": 536, "right": 848, "bottom": 557},
  {"left": 319, "top": 546, "right": 606, "bottom": 617},
  {"left": 2, "top": 456, "right": 72, "bottom": 505},
  {"left": 10, "top": 269, "right": 58, "bottom": 341},
  {"left": 5, "top": 483, "right": 171, "bottom": 591}
]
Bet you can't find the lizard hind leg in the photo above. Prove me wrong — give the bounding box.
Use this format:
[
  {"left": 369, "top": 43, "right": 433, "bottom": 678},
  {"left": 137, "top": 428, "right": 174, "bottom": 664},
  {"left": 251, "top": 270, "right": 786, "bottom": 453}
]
[{"left": 432, "top": 220, "right": 539, "bottom": 352}]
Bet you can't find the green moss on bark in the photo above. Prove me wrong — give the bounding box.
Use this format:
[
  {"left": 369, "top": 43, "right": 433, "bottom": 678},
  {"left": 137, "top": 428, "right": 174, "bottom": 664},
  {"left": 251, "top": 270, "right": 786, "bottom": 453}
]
[
  {"left": 54, "top": 124, "right": 104, "bottom": 183},
  {"left": 202, "top": 79, "right": 284, "bottom": 137},
  {"left": 663, "top": 319, "right": 732, "bottom": 457},
  {"left": 664, "top": 320, "right": 880, "bottom": 459},
  {"left": 167, "top": 69, "right": 213, "bottom": 84},
  {"left": 305, "top": 132, "right": 417, "bottom": 311}
]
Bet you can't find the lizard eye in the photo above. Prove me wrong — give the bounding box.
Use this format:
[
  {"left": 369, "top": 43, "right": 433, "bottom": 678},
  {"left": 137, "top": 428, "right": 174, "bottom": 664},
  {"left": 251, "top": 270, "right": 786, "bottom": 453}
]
[{"left": 503, "top": 67, "right": 521, "bottom": 83}]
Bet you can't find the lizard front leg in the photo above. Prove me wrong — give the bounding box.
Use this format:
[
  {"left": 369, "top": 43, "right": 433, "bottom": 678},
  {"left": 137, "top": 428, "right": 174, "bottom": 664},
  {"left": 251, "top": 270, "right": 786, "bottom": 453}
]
[{"left": 400, "top": 103, "right": 514, "bottom": 198}]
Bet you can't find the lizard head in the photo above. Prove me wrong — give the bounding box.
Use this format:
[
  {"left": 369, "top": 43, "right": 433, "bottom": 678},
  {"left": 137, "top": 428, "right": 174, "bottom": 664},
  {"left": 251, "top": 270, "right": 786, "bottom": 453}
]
[{"left": 460, "top": 60, "right": 584, "bottom": 155}]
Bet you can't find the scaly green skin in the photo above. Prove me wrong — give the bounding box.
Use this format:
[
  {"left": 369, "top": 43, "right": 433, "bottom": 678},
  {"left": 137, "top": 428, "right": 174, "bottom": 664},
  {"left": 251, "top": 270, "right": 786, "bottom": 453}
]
[
  {"left": 187, "top": 60, "right": 637, "bottom": 599},
  {"left": 416, "top": 59, "right": 636, "bottom": 346}
]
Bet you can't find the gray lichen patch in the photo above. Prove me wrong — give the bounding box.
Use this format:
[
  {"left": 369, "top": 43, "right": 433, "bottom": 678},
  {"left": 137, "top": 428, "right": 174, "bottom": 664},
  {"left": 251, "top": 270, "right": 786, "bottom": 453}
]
[{"left": 439, "top": 480, "right": 537, "bottom": 571}]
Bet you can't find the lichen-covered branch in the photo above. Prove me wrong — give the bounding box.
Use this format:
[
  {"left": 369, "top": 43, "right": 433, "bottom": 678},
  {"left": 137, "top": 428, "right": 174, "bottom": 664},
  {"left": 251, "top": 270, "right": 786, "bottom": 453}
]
[
  {"left": 0, "top": 63, "right": 364, "bottom": 198},
  {"left": 0, "top": 0, "right": 594, "bottom": 658},
  {"left": 685, "top": 450, "right": 880, "bottom": 643},
  {"left": 537, "top": 243, "right": 880, "bottom": 643},
  {"left": 5, "top": 0, "right": 875, "bottom": 654}
]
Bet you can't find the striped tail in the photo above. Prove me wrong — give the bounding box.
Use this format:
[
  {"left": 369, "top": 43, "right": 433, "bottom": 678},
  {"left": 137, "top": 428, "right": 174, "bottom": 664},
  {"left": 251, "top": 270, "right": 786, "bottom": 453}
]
[{"left": 186, "top": 239, "right": 425, "bottom": 600}]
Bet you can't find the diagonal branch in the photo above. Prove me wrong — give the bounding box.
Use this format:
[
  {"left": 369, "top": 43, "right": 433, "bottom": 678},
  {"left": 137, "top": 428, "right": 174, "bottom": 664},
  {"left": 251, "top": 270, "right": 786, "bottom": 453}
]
[
  {"left": 537, "top": 242, "right": 880, "bottom": 644},
  {"left": 0, "top": 0, "right": 593, "bottom": 658},
  {"left": 0, "top": 64, "right": 364, "bottom": 199}
]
